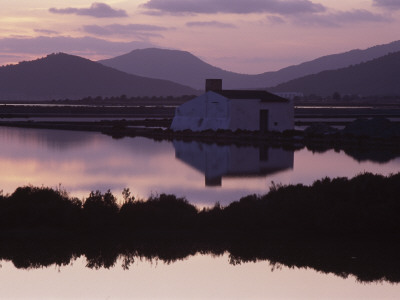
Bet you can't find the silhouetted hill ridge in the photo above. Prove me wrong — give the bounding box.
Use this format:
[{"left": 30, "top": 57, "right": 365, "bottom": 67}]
[
  {"left": 99, "top": 40, "right": 400, "bottom": 89},
  {"left": 0, "top": 53, "right": 197, "bottom": 100},
  {"left": 265, "top": 40, "right": 400, "bottom": 88},
  {"left": 270, "top": 51, "right": 400, "bottom": 96},
  {"left": 99, "top": 48, "right": 260, "bottom": 90}
]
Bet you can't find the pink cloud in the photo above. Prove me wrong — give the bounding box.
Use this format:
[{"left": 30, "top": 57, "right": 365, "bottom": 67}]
[
  {"left": 82, "top": 24, "right": 168, "bottom": 37},
  {"left": 373, "top": 0, "right": 400, "bottom": 10},
  {"left": 292, "top": 9, "right": 392, "bottom": 27},
  {"left": 49, "top": 2, "right": 128, "bottom": 18},
  {"left": 186, "top": 21, "right": 236, "bottom": 28},
  {"left": 142, "top": 0, "right": 326, "bottom": 15}
]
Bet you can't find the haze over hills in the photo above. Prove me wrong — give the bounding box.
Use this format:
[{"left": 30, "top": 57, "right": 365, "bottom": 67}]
[
  {"left": 99, "top": 40, "right": 400, "bottom": 90},
  {"left": 269, "top": 51, "right": 400, "bottom": 97},
  {"left": 0, "top": 53, "right": 197, "bottom": 100}
]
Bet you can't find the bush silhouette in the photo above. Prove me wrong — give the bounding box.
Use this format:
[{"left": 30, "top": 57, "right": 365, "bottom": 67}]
[
  {"left": 0, "top": 186, "right": 81, "bottom": 229},
  {"left": 119, "top": 193, "right": 197, "bottom": 230},
  {"left": 83, "top": 190, "right": 119, "bottom": 229},
  {"left": 0, "top": 172, "right": 400, "bottom": 237}
]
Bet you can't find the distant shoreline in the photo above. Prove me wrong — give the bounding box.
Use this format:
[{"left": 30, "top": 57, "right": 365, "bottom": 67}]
[
  {"left": 1, "top": 104, "right": 400, "bottom": 156},
  {"left": 1, "top": 117, "right": 400, "bottom": 150}
]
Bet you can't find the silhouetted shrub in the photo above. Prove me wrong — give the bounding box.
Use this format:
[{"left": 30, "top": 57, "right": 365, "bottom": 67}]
[
  {"left": 198, "top": 202, "right": 223, "bottom": 230},
  {"left": 0, "top": 186, "right": 81, "bottom": 229},
  {"left": 83, "top": 190, "right": 119, "bottom": 229},
  {"left": 222, "top": 195, "right": 266, "bottom": 230},
  {"left": 119, "top": 193, "right": 197, "bottom": 230},
  {"left": 1, "top": 172, "right": 400, "bottom": 237}
]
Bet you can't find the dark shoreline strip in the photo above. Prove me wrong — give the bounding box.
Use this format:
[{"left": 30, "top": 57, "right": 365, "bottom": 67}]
[
  {"left": 1, "top": 172, "right": 399, "bottom": 237},
  {"left": 1, "top": 172, "right": 400, "bottom": 282}
]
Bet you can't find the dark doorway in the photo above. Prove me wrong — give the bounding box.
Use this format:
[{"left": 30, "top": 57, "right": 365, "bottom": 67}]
[{"left": 259, "top": 110, "right": 269, "bottom": 132}]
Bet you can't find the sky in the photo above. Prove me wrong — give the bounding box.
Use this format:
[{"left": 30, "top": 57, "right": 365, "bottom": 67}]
[{"left": 0, "top": 0, "right": 399, "bottom": 74}]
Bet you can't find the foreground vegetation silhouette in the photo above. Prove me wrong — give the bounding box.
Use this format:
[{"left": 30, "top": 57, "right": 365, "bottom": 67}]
[
  {"left": 2, "top": 172, "right": 399, "bottom": 235},
  {"left": 1, "top": 172, "right": 400, "bottom": 282}
]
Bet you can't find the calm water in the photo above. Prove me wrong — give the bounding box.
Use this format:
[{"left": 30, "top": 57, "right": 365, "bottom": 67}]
[
  {"left": 1, "top": 254, "right": 400, "bottom": 299},
  {"left": 1, "top": 126, "right": 400, "bottom": 298},
  {"left": 1, "top": 126, "right": 399, "bottom": 206}
]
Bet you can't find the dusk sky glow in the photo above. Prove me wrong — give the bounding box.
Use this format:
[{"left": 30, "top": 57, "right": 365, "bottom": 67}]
[{"left": 1, "top": 0, "right": 399, "bottom": 73}]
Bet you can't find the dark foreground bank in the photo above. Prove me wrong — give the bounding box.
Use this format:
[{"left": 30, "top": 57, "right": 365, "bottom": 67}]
[
  {"left": 1, "top": 172, "right": 400, "bottom": 236},
  {"left": 2, "top": 172, "right": 400, "bottom": 282}
]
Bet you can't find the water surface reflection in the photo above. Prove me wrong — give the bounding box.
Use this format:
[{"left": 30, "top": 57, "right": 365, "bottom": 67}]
[
  {"left": 1, "top": 127, "right": 400, "bottom": 299},
  {"left": 174, "top": 140, "right": 293, "bottom": 186},
  {"left": 1, "top": 127, "right": 400, "bottom": 206},
  {"left": 1, "top": 238, "right": 400, "bottom": 299}
]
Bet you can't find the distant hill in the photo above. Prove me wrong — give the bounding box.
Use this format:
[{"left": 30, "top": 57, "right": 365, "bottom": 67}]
[
  {"left": 264, "top": 40, "right": 400, "bottom": 88},
  {"left": 99, "top": 41, "right": 400, "bottom": 90},
  {"left": 99, "top": 48, "right": 261, "bottom": 90},
  {"left": 0, "top": 53, "right": 197, "bottom": 100},
  {"left": 269, "top": 51, "right": 400, "bottom": 97}
]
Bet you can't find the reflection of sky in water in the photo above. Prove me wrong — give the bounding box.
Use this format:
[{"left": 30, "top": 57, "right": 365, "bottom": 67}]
[
  {"left": 1, "top": 127, "right": 400, "bottom": 207},
  {"left": 1, "top": 127, "right": 400, "bottom": 297},
  {"left": 1, "top": 254, "right": 399, "bottom": 299}
]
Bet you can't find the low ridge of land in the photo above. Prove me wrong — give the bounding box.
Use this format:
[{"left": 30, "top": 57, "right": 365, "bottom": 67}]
[
  {"left": 270, "top": 51, "right": 400, "bottom": 96},
  {"left": 0, "top": 53, "right": 197, "bottom": 101}
]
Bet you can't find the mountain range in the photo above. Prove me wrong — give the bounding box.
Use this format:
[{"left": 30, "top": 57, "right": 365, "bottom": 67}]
[
  {"left": 269, "top": 51, "right": 400, "bottom": 97},
  {"left": 1, "top": 40, "right": 400, "bottom": 100},
  {"left": 0, "top": 53, "right": 197, "bottom": 100},
  {"left": 99, "top": 40, "right": 400, "bottom": 90}
]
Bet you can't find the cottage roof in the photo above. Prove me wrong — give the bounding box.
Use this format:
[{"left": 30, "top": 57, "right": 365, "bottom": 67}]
[{"left": 215, "top": 90, "right": 289, "bottom": 103}]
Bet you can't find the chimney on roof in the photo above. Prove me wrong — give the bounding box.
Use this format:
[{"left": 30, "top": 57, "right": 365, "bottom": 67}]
[{"left": 205, "top": 79, "right": 222, "bottom": 92}]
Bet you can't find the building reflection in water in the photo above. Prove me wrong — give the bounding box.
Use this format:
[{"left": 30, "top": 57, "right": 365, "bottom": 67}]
[{"left": 173, "top": 141, "right": 294, "bottom": 186}]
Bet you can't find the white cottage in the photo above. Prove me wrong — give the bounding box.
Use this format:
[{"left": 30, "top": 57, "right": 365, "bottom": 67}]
[{"left": 171, "top": 79, "right": 294, "bottom": 132}]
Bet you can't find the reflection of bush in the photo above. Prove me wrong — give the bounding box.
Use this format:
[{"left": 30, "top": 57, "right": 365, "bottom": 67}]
[
  {"left": 1, "top": 173, "right": 400, "bottom": 282},
  {"left": 1, "top": 234, "right": 400, "bottom": 283}
]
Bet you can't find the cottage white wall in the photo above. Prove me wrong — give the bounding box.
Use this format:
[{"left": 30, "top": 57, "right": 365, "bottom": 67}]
[
  {"left": 259, "top": 100, "right": 294, "bottom": 132},
  {"left": 228, "top": 99, "right": 260, "bottom": 131},
  {"left": 170, "top": 92, "right": 230, "bottom": 131},
  {"left": 228, "top": 99, "right": 294, "bottom": 132},
  {"left": 171, "top": 92, "right": 294, "bottom": 132}
]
